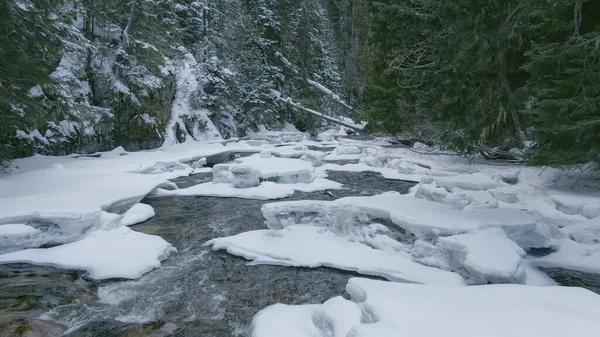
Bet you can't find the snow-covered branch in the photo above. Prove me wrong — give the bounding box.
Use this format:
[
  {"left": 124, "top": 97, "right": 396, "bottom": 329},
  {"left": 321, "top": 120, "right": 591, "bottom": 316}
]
[{"left": 306, "top": 79, "right": 353, "bottom": 110}]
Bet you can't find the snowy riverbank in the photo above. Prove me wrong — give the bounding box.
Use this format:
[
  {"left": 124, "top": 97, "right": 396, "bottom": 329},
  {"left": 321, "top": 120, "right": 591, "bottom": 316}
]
[{"left": 1, "top": 127, "right": 600, "bottom": 335}]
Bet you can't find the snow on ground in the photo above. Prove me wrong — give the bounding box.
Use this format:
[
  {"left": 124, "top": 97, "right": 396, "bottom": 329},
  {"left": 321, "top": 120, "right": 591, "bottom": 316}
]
[
  {"left": 205, "top": 225, "right": 465, "bottom": 285},
  {"left": 0, "top": 227, "right": 175, "bottom": 280},
  {"left": 250, "top": 277, "right": 600, "bottom": 337}
]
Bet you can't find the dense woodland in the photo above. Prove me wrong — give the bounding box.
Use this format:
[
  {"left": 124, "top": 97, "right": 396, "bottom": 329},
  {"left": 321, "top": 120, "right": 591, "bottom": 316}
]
[{"left": 0, "top": 0, "right": 599, "bottom": 167}]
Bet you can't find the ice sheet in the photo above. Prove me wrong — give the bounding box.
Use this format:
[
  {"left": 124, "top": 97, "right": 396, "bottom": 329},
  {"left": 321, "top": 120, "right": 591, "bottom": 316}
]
[
  {"left": 155, "top": 179, "right": 343, "bottom": 200},
  {"left": 0, "top": 227, "right": 176, "bottom": 280},
  {"left": 261, "top": 192, "right": 550, "bottom": 248},
  {"left": 205, "top": 225, "right": 465, "bottom": 285}
]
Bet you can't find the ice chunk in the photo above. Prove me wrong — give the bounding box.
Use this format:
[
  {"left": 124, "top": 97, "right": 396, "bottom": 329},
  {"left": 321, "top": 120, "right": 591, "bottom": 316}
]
[
  {"left": 532, "top": 238, "right": 600, "bottom": 274},
  {"left": 250, "top": 277, "right": 600, "bottom": 337},
  {"left": 562, "top": 218, "right": 600, "bottom": 244},
  {"left": 550, "top": 193, "right": 600, "bottom": 219},
  {"left": 261, "top": 193, "right": 550, "bottom": 248},
  {"left": 121, "top": 203, "right": 156, "bottom": 226},
  {"left": 205, "top": 225, "right": 465, "bottom": 285},
  {"left": 436, "top": 228, "right": 526, "bottom": 284},
  {"left": 316, "top": 131, "right": 335, "bottom": 142},
  {"left": 436, "top": 172, "right": 503, "bottom": 191},
  {"left": 212, "top": 164, "right": 261, "bottom": 188},
  {"left": 236, "top": 155, "right": 315, "bottom": 183},
  {"left": 489, "top": 186, "right": 520, "bottom": 203},
  {"left": 0, "top": 227, "right": 176, "bottom": 280}
]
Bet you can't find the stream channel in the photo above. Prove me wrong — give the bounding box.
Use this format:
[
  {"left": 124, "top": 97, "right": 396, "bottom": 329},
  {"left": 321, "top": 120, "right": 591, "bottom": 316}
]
[{"left": 1, "top": 154, "right": 599, "bottom": 336}]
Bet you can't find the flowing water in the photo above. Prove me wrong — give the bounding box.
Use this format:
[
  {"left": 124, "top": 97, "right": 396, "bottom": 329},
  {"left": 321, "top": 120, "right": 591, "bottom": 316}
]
[
  {"left": 6, "top": 171, "right": 413, "bottom": 336},
  {"left": 1, "top": 166, "right": 600, "bottom": 336}
]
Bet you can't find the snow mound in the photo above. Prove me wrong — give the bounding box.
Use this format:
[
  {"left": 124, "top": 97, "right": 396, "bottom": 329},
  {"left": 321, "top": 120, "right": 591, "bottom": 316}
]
[
  {"left": 204, "top": 225, "right": 465, "bottom": 285},
  {"left": 0, "top": 227, "right": 175, "bottom": 280},
  {"left": 261, "top": 192, "right": 550, "bottom": 248},
  {"left": 251, "top": 277, "right": 600, "bottom": 337},
  {"left": 121, "top": 203, "right": 156, "bottom": 226}
]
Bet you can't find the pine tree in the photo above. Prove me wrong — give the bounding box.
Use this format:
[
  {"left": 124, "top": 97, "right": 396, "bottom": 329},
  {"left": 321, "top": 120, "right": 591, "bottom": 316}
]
[{"left": 521, "top": 0, "right": 600, "bottom": 165}]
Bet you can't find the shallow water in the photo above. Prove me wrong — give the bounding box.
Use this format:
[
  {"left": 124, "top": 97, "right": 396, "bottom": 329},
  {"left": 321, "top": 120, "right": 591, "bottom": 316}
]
[{"left": 37, "top": 171, "right": 414, "bottom": 336}]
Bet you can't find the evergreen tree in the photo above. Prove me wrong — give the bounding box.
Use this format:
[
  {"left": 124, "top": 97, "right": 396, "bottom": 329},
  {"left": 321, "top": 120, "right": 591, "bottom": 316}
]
[{"left": 521, "top": 0, "right": 600, "bottom": 165}]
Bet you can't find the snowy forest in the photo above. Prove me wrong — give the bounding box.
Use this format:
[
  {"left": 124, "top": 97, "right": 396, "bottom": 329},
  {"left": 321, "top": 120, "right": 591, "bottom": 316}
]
[{"left": 1, "top": 0, "right": 598, "bottom": 167}]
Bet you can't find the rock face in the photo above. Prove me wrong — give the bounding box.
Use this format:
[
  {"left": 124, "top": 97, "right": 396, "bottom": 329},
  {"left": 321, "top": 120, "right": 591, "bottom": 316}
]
[{"left": 1, "top": 0, "right": 357, "bottom": 160}]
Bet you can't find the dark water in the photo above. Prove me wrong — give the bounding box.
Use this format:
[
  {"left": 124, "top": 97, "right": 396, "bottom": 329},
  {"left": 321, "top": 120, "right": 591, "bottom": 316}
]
[
  {"left": 543, "top": 268, "right": 600, "bottom": 295},
  {"left": 2, "top": 169, "right": 600, "bottom": 336}
]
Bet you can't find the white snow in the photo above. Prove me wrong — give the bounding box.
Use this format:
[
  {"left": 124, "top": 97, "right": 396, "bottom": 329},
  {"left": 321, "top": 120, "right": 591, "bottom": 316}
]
[
  {"left": 0, "top": 227, "right": 175, "bottom": 280},
  {"left": 205, "top": 225, "right": 465, "bottom": 285},
  {"left": 121, "top": 203, "right": 156, "bottom": 226},
  {"left": 435, "top": 172, "right": 503, "bottom": 191},
  {"left": 234, "top": 155, "right": 316, "bottom": 183},
  {"left": 532, "top": 238, "right": 600, "bottom": 274},
  {"left": 562, "top": 218, "right": 600, "bottom": 244},
  {"left": 155, "top": 179, "right": 343, "bottom": 200},
  {"left": 164, "top": 51, "right": 223, "bottom": 143},
  {"left": 0, "top": 224, "right": 39, "bottom": 237},
  {"left": 251, "top": 277, "right": 600, "bottom": 337},
  {"left": 0, "top": 140, "right": 259, "bottom": 277},
  {"left": 261, "top": 192, "right": 550, "bottom": 248},
  {"left": 435, "top": 228, "right": 526, "bottom": 283}
]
